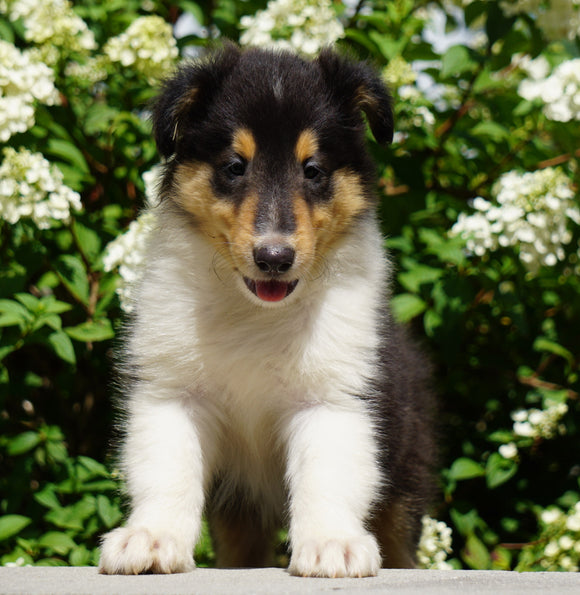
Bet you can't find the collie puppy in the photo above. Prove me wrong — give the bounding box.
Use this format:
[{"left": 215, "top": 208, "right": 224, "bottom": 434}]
[{"left": 99, "top": 44, "right": 435, "bottom": 578}]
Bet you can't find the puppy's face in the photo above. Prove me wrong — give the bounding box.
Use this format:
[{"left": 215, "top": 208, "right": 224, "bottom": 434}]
[{"left": 154, "top": 46, "right": 393, "bottom": 306}]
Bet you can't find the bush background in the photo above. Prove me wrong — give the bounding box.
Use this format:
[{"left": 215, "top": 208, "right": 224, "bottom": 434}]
[{"left": 1, "top": 0, "right": 579, "bottom": 571}]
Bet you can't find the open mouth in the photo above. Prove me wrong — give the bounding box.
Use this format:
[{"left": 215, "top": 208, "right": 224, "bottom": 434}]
[{"left": 244, "top": 278, "right": 299, "bottom": 302}]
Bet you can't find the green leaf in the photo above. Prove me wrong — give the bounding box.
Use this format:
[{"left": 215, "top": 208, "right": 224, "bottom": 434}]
[
  {"left": 38, "top": 532, "right": 77, "bottom": 555},
  {"left": 78, "top": 456, "right": 110, "bottom": 478},
  {"left": 96, "top": 495, "right": 122, "bottom": 529},
  {"left": 46, "top": 440, "right": 69, "bottom": 464},
  {"left": 0, "top": 515, "right": 31, "bottom": 542},
  {"left": 34, "top": 488, "right": 62, "bottom": 510},
  {"left": 73, "top": 221, "right": 102, "bottom": 265},
  {"left": 35, "top": 558, "right": 69, "bottom": 567},
  {"left": 533, "top": 337, "right": 574, "bottom": 365},
  {"left": 48, "top": 331, "right": 76, "bottom": 365},
  {"left": 69, "top": 545, "right": 92, "bottom": 566},
  {"left": 424, "top": 308, "right": 443, "bottom": 338},
  {"left": 471, "top": 121, "right": 510, "bottom": 141},
  {"left": 32, "top": 313, "right": 62, "bottom": 332},
  {"left": 486, "top": 452, "right": 517, "bottom": 489},
  {"left": 15, "top": 293, "right": 40, "bottom": 312},
  {"left": 448, "top": 457, "right": 485, "bottom": 481},
  {"left": 391, "top": 293, "right": 427, "bottom": 323},
  {"left": 45, "top": 498, "right": 96, "bottom": 531},
  {"left": 46, "top": 139, "right": 89, "bottom": 174},
  {"left": 43, "top": 298, "right": 73, "bottom": 315},
  {"left": 54, "top": 255, "right": 90, "bottom": 305},
  {"left": 83, "top": 104, "right": 120, "bottom": 136},
  {"left": 463, "top": 533, "right": 491, "bottom": 569},
  {"left": 7, "top": 432, "right": 41, "bottom": 455},
  {"left": 65, "top": 319, "right": 114, "bottom": 343},
  {"left": 0, "top": 299, "right": 32, "bottom": 325},
  {"left": 368, "top": 31, "right": 405, "bottom": 60},
  {"left": 0, "top": 312, "right": 25, "bottom": 328},
  {"left": 441, "top": 45, "right": 474, "bottom": 79},
  {"left": 399, "top": 264, "right": 443, "bottom": 293}
]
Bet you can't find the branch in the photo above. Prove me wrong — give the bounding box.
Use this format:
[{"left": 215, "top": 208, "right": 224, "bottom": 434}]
[
  {"left": 537, "top": 148, "right": 580, "bottom": 170},
  {"left": 517, "top": 374, "right": 578, "bottom": 400}
]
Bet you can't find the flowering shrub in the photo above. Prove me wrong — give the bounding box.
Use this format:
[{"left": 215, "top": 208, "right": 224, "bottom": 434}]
[
  {"left": 0, "top": 41, "right": 59, "bottom": 142},
  {"left": 451, "top": 168, "right": 579, "bottom": 272},
  {"left": 103, "top": 15, "right": 178, "bottom": 84},
  {"left": 240, "top": 0, "right": 344, "bottom": 55},
  {"left": 0, "top": 147, "right": 82, "bottom": 229},
  {"left": 0, "top": 0, "right": 578, "bottom": 572}
]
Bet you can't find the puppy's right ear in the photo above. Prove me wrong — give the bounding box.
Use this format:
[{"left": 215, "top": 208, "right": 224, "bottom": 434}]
[{"left": 152, "top": 43, "right": 241, "bottom": 158}]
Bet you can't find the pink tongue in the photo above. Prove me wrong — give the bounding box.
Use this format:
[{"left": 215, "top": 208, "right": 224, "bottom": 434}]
[{"left": 255, "top": 280, "right": 288, "bottom": 302}]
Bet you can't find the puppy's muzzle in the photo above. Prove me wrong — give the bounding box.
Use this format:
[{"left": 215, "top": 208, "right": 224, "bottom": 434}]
[
  {"left": 244, "top": 240, "right": 298, "bottom": 303},
  {"left": 253, "top": 243, "right": 295, "bottom": 275}
]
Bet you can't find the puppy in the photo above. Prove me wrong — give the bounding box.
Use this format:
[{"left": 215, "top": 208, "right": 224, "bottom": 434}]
[{"left": 99, "top": 44, "right": 435, "bottom": 578}]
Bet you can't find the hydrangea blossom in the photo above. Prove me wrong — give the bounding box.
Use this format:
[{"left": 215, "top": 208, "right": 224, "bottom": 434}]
[
  {"left": 239, "top": 0, "right": 344, "bottom": 55},
  {"left": 4, "top": 0, "right": 96, "bottom": 64},
  {"left": 533, "top": 501, "right": 580, "bottom": 571},
  {"left": 519, "top": 58, "right": 580, "bottom": 123},
  {"left": 451, "top": 168, "right": 580, "bottom": 274},
  {"left": 102, "top": 166, "right": 162, "bottom": 313},
  {"left": 103, "top": 16, "right": 178, "bottom": 84},
  {"left": 416, "top": 516, "right": 453, "bottom": 570},
  {"left": 0, "top": 41, "right": 60, "bottom": 142},
  {"left": 383, "top": 56, "right": 417, "bottom": 89},
  {"left": 0, "top": 147, "right": 82, "bottom": 229},
  {"left": 511, "top": 402, "right": 568, "bottom": 439}
]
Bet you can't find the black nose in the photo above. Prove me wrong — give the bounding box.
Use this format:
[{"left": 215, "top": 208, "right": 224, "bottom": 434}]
[{"left": 253, "top": 244, "right": 295, "bottom": 274}]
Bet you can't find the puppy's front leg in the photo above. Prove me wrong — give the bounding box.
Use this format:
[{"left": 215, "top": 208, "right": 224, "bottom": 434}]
[
  {"left": 99, "top": 394, "right": 207, "bottom": 574},
  {"left": 286, "top": 403, "right": 382, "bottom": 578}
]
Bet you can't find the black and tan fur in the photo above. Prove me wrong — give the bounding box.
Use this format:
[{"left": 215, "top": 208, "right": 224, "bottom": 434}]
[{"left": 99, "top": 44, "right": 435, "bottom": 577}]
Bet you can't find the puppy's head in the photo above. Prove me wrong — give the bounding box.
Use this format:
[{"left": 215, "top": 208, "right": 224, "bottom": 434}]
[{"left": 153, "top": 44, "right": 393, "bottom": 306}]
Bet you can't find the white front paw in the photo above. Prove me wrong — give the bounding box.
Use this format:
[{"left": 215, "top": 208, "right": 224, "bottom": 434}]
[
  {"left": 289, "top": 533, "right": 381, "bottom": 578},
  {"left": 99, "top": 527, "right": 195, "bottom": 575}
]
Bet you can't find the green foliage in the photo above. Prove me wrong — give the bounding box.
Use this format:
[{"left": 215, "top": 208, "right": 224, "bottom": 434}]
[{"left": 1, "top": 0, "right": 579, "bottom": 572}]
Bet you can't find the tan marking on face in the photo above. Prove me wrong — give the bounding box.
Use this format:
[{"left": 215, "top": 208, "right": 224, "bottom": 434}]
[
  {"left": 292, "top": 169, "right": 368, "bottom": 276},
  {"left": 173, "top": 162, "right": 258, "bottom": 273},
  {"left": 232, "top": 128, "right": 257, "bottom": 162},
  {"left": 294, "top": 129, "right": 319, "bottom": 163},
  {"left": 312, "top": 169, "right": 367, "bottom": 255}
]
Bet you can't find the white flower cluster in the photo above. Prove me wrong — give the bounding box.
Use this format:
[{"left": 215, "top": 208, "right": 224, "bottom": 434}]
[
  {"left": 537, "top": 502, "right": 580, "bottom": 571},
  {"left": 102, "top": 167, "right": 161, "bottom": 313},
  {"left": 383, "top": 56, "right": 417, "bottom": 89},
  {"left": 103, "top": 16, "right": 178, "bottom": 84},
  {"left": 498, "top": 441, "right": 518, "bottom": 460},
  {"left": 5, "top": 0, "right": 96, "bottom": 64},
  {"left": 511, "top": 402, "right": 568, "bottom": 439},
  {"left": 519, "top": 58, "right": 580, "bottom": 123},
  {"left": 501, "top": 0, "right": 580, "bottom": 41},
  {"left": 416, "top": 516, "right": 454, "bottom": 570},
  {"left": 239, "top": 0, "right": 344, "bottom": 56},
  {"left": 0, "top": 40, "right": 60, "bottom": 142},
  {"left": 451, "top": 168, "right": 580, "bottom": 273},
  {"left": 0, "top": 147, "right": 82, "bottom": 229}
]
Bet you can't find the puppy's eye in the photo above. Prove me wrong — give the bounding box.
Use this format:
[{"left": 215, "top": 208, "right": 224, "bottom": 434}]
[
  {"left": 225, "top": 158, "right": 246, "bottom": 178},
  {"left": 303, "top": 161, "right": 322, "bottom": 180}
]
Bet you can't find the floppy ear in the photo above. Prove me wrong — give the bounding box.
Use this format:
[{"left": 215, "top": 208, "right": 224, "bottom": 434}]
[
  {"left": 152, "top": 43, "right": 241, "bottom": 158},
  {"left": 315, "top": 49, "right": 394, "bottom": 145}
]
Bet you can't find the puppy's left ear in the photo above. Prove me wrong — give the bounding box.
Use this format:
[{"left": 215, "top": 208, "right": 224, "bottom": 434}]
[{"left": 315, "top": 49, "right": 394, "bottom": 145}]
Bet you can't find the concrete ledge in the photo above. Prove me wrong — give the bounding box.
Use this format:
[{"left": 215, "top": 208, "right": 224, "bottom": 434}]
[{"left": 1, "top": 567, "right": 579, "bottom": 595}]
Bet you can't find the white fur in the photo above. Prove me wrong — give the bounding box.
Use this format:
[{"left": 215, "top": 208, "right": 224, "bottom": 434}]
[{"left": 99, "top": 202, "right": 389, "bottom": 577}]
